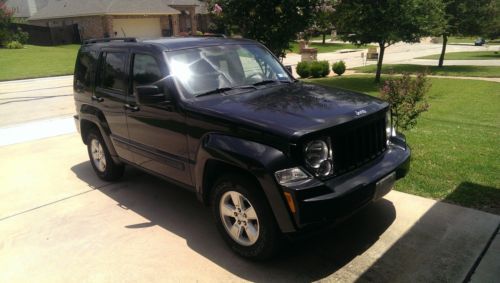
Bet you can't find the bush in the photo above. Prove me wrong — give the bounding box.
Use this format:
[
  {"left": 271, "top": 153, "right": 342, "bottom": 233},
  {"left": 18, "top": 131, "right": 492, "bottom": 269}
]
[
  {"left": 310, "top": 61, "right": 324, "bottom": 78},
  {"left": 319, "top": 60, "right": 330, "bottom": 77},
  {"left": 380, "top": 73, "right": 430, "bottom": 131},
  {"left": 5, "top": 41, "right": 23, "bottom": 49},
  {"left": 12, "top": 28, "right": 29, "bottom": 44},
  {"left": 332, "top": 60, "right": 346, "bottom": 76},
  {"left": 296, "top": 61, "right": 311, "bottom": 78}
]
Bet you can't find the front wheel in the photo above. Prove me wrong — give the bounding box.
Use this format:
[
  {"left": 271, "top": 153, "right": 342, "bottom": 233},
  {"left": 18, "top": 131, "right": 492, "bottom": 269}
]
[{"left": 212, "top": 174, "right": 281, "bottom": 260}]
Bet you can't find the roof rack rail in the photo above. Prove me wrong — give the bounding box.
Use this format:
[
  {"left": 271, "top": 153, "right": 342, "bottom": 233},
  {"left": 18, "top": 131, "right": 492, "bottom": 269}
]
[{"left": 83, "top": 37, "right": 138, "bottom": 45}]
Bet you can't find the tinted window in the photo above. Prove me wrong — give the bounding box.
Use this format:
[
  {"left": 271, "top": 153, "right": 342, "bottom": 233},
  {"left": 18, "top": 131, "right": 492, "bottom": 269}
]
[
  {"left": 75, "top": 50, "right": 98, "bottom": 89},
  {"left": 98, "top": 52, "right": 128, "bottom": 92},
  {"left": 132, "top": 54, "right": 163, "bottom": 87}
]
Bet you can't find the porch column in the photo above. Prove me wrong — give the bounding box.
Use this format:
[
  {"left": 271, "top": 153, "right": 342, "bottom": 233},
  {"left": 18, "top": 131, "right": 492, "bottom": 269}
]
[
  {"left": 189, "top": 7, "right": 197, "bottom": 33},
  {"left": 172, "top": 14, "right": 180, "bottom": 36}
]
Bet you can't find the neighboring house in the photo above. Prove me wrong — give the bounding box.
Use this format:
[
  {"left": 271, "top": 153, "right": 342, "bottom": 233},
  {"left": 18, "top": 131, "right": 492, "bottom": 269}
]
[
  {"left": 22, "top": 0, "right": 209, "bottom": 39},
  {"left": 5, "top": 0, "right": 48, "bottom": 19}
]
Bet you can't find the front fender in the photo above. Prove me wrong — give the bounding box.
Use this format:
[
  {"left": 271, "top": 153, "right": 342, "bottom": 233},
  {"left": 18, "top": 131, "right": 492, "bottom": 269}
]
[{"left": 195, "top": 133, "right": 297, "bottom": 233}]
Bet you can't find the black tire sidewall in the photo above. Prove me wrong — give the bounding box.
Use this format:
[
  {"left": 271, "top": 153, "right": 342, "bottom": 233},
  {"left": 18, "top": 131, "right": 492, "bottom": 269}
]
[{"left": 211, "top": 174, "right": 280, "bottom": 260}]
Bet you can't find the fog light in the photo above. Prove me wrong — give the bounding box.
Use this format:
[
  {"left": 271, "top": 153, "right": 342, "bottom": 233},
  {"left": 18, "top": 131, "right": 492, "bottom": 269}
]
[{"left": 275, "top": 167, "right": 311, "bottom": 186}]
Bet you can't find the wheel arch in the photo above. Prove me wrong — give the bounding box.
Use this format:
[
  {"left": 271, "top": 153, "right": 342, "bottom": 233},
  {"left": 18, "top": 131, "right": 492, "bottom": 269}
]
[{"left": 195, "top": 133, "right": 297, "bottom": 233}]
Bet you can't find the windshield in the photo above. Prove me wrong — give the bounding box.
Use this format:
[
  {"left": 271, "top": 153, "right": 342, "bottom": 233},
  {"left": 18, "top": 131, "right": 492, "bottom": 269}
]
[{"left": 164, "top": 44, "right": 292, "bottom": 98}]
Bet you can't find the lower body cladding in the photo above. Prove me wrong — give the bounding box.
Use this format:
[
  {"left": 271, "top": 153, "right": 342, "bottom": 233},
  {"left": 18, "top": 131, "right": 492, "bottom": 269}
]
[{"left": 283, "top": 142, "right": 411, "bottom": 231}]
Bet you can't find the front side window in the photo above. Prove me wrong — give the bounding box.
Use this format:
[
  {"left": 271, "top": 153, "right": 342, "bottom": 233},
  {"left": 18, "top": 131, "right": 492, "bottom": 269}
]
[
  {"left": 165, "top": 44, "right": 292, "bottom": 98},
  {"left": 98, "top": 52, "right": 128, "bottom": 92},
  {"left": 132, "top": 54, "right": 163, "bottom": 88}
]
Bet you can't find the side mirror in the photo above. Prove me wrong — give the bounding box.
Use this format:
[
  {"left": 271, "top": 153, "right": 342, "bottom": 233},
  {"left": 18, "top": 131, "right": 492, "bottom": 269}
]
[{"left": 136, "top": 85, "right": 169, "bottom": 104}]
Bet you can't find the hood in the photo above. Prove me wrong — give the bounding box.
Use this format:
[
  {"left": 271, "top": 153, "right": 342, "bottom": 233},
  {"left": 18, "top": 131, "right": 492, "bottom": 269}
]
[{"left": 186, "top": 82, "right": 388, "bottom": 139}]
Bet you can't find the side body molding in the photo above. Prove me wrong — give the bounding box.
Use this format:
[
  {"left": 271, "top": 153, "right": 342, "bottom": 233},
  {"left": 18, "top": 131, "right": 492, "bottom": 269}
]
[{"left": 194, "top": 133, "right": 296, "bottom": 233}]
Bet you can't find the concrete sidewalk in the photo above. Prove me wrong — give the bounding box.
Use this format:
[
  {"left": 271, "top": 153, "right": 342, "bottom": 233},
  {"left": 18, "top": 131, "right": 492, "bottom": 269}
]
[{"left": 0, "top": 134, "right": 498, "bottom": 282}]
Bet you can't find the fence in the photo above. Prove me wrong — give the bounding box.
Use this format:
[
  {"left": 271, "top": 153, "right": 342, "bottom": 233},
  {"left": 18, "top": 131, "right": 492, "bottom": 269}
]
[{"left": 10, "top": 23, "right": 81, "bottom": 46}]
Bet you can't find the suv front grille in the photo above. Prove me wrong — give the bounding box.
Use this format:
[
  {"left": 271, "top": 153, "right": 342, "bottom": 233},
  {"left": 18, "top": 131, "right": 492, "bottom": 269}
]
[{"left": 331, "top": 115, "right": 387, "bottom": 175}]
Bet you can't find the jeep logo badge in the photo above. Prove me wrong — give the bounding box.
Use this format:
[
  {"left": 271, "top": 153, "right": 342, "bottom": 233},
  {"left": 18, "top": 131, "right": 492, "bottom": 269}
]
[{"left": 355, "top": 109, "right": 367, "bottom": 116}]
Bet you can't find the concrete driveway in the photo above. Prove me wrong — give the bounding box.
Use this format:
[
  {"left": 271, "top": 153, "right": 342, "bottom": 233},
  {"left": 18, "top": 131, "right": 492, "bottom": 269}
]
[{"left": 0, "top": 134, "right": 498, "bottom": 282}]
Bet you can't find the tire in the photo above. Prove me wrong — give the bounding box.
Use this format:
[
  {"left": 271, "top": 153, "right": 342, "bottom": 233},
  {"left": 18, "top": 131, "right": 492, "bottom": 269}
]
[
  {"left": 86, "top": 129, "right": 124, "bottom": 181},
  {"left": 211, "top": 174, "right": 281, "bottom": 260}
]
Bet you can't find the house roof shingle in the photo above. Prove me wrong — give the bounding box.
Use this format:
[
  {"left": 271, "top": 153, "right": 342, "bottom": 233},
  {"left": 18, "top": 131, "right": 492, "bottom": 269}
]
[{"left": 29, "top": 0, "right": 204, "bottom": 20}]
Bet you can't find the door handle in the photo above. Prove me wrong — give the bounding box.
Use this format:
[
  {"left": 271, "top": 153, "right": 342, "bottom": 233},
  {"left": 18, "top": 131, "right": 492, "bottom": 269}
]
[
  {"left": 91, "top": 95, "right": 104, "bottom": 102},
  {"left": 124, "top": 104, "right": 140, "bottom": 112}
]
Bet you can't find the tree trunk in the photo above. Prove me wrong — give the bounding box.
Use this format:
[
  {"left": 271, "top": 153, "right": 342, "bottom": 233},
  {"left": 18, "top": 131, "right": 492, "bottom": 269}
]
[
  {"left": 438, "top": 34, "right": 448, "bottom": 67},
  {"left": 375, "top": 43, "right": 386, "bottom": 83},
  {"left": 322, "top": 32, "right": 326, "bottom": 44}
]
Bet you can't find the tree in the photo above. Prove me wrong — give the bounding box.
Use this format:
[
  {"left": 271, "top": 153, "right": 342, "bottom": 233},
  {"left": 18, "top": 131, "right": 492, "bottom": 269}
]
[
  {"left": 334, "top": 0, "right": 445, "bottom": 82},
  {"left": 438, "top": 0, "right": 498, "bottom": 67},
  {"left": 0, "top": 0, "right": 14, "bottom": 45},
  {"left": 208, "top": 0, "right": 318, "bottom": 58},
  {"left": 313, "top": 0, "right": 336, "bottom": 44}
]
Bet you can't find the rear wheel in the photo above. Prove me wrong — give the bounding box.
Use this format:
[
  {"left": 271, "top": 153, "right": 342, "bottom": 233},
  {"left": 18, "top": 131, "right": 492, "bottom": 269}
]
[
  {"left": 86, "top": 129, "right": 124, "bottom": 181},
  {"left": 212, "top": 174, "right": 281, "bottom": 260}
]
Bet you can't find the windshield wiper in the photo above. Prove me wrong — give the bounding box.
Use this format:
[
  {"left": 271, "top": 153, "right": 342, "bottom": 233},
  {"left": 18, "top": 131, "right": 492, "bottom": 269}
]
[
  {"left": 252, "top": 79, "right": 292, "bottom": 86},
  {"left": 196, "top": 87, "right": 233, "bottom": 97}
]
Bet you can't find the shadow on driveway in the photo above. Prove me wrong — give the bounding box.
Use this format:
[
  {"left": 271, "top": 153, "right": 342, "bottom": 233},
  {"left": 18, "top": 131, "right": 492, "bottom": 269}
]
[{"left": 71, "top": 161, "right": 395, "bottom": 281}]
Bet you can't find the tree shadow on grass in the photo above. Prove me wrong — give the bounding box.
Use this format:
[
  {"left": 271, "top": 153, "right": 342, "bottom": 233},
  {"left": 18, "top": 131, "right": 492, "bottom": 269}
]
[
  {"left": 444, "top": 182, "right": 500, "bottom": 215},
  {"left": 71, "top": 161, "right": 396, "bottom": 282}
]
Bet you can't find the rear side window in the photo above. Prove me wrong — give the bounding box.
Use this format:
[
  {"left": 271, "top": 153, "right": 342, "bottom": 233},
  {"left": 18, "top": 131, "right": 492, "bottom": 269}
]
[
  {"left": 75, "top": 50, "right": 98, "bottom": 90},
  {"left": 98, "top": 52, "right": 128, "bottom": 92},
  {"left": 132, "top": 54, "right": 163, "bottom": 87}
]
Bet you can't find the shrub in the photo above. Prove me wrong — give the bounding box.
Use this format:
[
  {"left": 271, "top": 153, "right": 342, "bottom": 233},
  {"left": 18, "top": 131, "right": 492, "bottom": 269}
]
[
  {"left": 12, "top": 28, "right": 29, "bottom": 44},
  {"left": 319, "top": 60, "right": 330, "bottom": 77},
  {"left": 310, "top": 61, "right": 324, "bottom": 78},
  {"left": 296, "top": 61, "right": 311, "bottom": 78},
  {"left": 332, "top": 60, "right": 346, "bottom": 76},
  {"left": 380, "top": 73, "right": 430, "bottom": 131},
  {"left": 5, "top": 41, "right": 23, "bottom": 49}
]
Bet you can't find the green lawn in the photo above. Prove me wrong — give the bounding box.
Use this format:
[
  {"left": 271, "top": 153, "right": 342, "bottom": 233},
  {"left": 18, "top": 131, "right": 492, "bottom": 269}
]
[
  {"left": 353, "top": 64, "right": 500, "bottom": 78},
  {"left": 416, "top": 51, "right": 500, "bottom": 60},
  {"left": 288, "top": 42, "right": 363, "bottom": 54},
  {"left": 307, "top": 76, "right": 500, "bottom": 214},
  {"left": 0, "top": 44, "right": 80, "bottom": 81}
]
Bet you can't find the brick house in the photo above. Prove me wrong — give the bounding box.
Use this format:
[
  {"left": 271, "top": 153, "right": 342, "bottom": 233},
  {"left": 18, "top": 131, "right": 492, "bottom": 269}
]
[{"left": 24, "top": 0, "right": 209, "bottom": 39}]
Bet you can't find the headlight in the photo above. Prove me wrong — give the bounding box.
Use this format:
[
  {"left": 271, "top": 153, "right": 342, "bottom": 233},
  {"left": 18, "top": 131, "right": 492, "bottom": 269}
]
[
  {"left": 304, "top": 139, "right": 333, "bottom": 177},
  {"left": 386, "top": 110, "right": 394, "bottom": 140}
]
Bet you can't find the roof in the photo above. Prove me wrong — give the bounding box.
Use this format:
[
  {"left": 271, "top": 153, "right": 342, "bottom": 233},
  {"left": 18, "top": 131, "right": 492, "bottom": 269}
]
[
  {"left": 145, "top": 37, "right": 258, "bottom": 51},
  {"left": 29, "top": 0, "right": 202, "bottom": 20},
  {"left": 83, "top": 37, "right": 260, "bottom": 52}
]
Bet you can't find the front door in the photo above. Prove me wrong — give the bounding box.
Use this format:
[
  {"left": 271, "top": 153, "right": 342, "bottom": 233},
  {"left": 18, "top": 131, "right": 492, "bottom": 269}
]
[
  {"left": 125, "top": 53, "right": 192, "bottom": 186},
  {"left": 94, "top": 49, "right": 134, "bottom": 161}
]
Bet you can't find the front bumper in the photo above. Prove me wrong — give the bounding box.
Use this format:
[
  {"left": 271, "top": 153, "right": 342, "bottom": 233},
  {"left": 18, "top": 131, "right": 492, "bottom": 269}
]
[{"left": 284, "top": 137, "right": 411, "bottom": 230}]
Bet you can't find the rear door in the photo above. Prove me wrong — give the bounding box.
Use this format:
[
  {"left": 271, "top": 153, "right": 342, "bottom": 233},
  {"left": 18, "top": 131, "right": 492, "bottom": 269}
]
[{"left": 94, "top": 49, "right": 134, "bottom": 161}]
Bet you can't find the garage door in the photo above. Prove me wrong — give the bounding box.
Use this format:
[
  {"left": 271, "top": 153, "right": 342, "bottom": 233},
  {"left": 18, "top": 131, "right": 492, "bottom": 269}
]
[{"left": 112, "top": 18, "right": 162, "bottom": 38}]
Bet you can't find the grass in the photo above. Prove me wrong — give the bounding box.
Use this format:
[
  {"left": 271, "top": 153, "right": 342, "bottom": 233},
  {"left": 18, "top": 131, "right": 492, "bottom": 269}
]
[
  {"left": 353, "top": 64, "right": 500, "bottom": 78},
  {"left": 416, "top": 51, "right": 500, "bottom": 60},
  {"left": 307, "top": 76, "right": 500, "bottom": 214},
  {"left": 288, "top": 42, "right": 363, "bottom": 54},
  {"left": 0, "top": 44, "right": 80, "bottom": 81},
  {"left": 447, "top": 36, "right": 476, "bottom": 44}
]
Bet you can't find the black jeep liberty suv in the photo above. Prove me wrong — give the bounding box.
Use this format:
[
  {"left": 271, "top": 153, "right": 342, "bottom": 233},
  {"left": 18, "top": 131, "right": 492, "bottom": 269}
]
[{"left": 73, "top": 37, "right": 410, "bottom": 259}]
